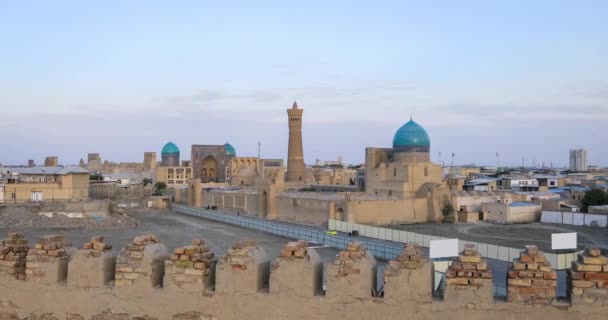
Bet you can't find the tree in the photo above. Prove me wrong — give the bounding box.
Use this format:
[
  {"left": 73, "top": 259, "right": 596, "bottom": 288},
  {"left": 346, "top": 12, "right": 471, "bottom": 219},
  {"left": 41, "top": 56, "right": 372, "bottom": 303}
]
[
  {"left": 442, "top": 202, "right": 455, "bottom": 219},
  {"left": 89, "top": 173, "right": 103, "bottom": 181},
  {"left": 581, "top": 188, "right": 608, "bottom": 212},
  {"left": 142, "top": 178, "right": 153, "bottom": 188},
  {"left": 153, "top": 181, "right": 167, "bottom": 196}
]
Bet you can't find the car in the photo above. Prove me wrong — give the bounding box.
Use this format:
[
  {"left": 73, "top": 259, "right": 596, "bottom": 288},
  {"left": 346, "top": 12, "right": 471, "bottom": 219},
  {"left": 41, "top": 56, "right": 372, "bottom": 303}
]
[{"left": 325, "top": 230, "right": 338, "bottom": 236}]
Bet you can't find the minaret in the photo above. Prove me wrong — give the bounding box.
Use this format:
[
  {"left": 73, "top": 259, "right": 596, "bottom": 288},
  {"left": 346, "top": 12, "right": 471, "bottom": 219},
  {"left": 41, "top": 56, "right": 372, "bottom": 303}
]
[{"left": 286, "top": 101, "right": 305, "bottom": 182}]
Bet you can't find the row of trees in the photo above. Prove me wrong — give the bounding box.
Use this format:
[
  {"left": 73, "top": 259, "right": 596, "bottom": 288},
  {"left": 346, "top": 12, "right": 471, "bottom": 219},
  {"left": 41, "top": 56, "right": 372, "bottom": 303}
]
[{"left": 582, "top": 188, "right": 608, "bottom": 212}]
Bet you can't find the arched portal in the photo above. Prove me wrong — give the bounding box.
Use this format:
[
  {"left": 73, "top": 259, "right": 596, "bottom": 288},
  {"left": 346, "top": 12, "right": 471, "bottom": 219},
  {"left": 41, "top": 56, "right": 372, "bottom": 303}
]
[
  {"left": 202, "top": 156, "right": 218, "bottom": 183},
  {"left": 336, "top": 208, "right": 345, "bottom": 221},
  {"left": 260, "top": 191, "right": 268, "bottom": 218}
]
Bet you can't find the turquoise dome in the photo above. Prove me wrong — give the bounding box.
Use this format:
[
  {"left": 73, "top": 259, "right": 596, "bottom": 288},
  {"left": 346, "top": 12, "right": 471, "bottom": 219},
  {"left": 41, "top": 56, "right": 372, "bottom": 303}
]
[
  {"left": 224, "top": 143, "right": 236, "bottom": 156},
  {"left": 392, "top": 119, "right": 430, "bottom": 152},
  {"left": 161, "top": 141, "right": 180, "bottom": 155}
]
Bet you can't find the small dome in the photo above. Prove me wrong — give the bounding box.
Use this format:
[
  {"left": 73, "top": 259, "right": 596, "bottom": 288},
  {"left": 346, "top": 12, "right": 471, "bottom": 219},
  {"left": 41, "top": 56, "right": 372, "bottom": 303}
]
[
  {"left": 161, "top": 141, "right": 180, "bottom": 155},
  {"left": 224, "top": 143, "right": 236, "bottom": 156},
  {"left": 393, "top": 118, "right": 430, "bottom": 152}
]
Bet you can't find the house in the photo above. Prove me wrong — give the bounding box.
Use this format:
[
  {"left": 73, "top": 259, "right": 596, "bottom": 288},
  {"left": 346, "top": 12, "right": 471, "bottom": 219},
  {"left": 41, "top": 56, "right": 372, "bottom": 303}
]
[{"left": 1, "top": 166, "right": 90, "bottom": 202}]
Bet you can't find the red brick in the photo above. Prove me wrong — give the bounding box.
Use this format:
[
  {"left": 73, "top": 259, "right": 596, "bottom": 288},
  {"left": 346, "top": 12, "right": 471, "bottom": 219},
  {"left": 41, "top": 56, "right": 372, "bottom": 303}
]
[
  {"left": 508, "top": 270, "right": 519, "bottom": 279},
  {"left": 584, "top": 272, "right": 608, "bottom": 281},
  {"left": 544, "top": 272, "right": 557, "bottom": 280}
]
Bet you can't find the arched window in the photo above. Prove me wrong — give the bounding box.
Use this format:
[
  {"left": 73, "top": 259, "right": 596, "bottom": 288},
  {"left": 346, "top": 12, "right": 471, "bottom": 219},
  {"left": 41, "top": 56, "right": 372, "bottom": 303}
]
[{"left": 424, "top": 167, "right": 428, "bottom": 177}]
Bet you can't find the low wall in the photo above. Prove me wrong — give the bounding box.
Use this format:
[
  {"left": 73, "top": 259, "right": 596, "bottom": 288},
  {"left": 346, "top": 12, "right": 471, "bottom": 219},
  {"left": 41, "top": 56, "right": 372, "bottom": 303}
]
[
  {"left": 0, "top": 233, "right": 607, "bottom": 319},
  {"left": 541, "top": 211, "right": 608, "bottom": 228}
]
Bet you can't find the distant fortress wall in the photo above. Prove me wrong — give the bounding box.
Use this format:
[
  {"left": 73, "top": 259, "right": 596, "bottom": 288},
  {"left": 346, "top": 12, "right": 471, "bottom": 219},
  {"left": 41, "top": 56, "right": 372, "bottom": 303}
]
[{"left": 0, "top": 233, "right": 607, "bottom": 320}]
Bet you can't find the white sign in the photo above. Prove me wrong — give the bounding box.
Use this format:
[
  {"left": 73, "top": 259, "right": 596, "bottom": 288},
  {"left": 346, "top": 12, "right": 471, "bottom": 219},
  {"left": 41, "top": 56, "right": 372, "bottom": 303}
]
[
  {"left": 430, "top": 239, "right": 459, "bottom": 259},
  {"left": 551, "top": 233, "right": 577, "bottom": 250}
]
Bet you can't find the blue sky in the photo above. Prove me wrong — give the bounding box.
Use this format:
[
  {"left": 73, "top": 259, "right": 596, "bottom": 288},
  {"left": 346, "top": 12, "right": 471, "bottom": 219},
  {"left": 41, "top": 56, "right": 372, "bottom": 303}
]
[{"left": 1, "top": 1, "right": 607, "bottom": 167}]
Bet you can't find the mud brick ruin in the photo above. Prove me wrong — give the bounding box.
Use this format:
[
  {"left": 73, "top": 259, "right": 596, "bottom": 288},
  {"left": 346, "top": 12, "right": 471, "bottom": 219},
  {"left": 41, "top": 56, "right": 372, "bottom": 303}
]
[
  {"left": 569, "top": 246, "right": 608, "bottom": 307},
  {"left": 383, "top": 243, "right": 432, "bottom": 302},
  {"left": 68, "top": 236, "right": 116, "bottom": 288},
  {"left": 326, "top": 241, "right": 377, "bottom": 299},
  {"left": 444, "top": 243, "right": 493, "bottom": 306},
  {"left": 0, "top": 233, "right": 29, "bottom": 280},
  {"left": 164, "top": 239, "right": 217, "bottom": 294},
  {"left": 216, "top": 240, "right": 269, "bottom": 294},
  {"left": 1, "top": 231, "right": 608, "bottom": 319},
  {"left": 25, "top": 235, "right": 70, "bottom": 283},
  {"left": 507, "top": 245, "right": 557, "bottom": 304},
  {"left": 115, "top": 234, "right": 168, "bottom": 289},
  {"left": 270, "top": 240, "right": 322, "bottom": 297}
]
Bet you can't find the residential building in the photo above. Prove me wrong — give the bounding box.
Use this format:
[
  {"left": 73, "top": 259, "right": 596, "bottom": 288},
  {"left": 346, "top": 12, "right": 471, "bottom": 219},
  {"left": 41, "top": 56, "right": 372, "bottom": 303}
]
[
  {"left": 1, "top": 166, "right": 89, "bottom": 202},
  {"left": 569, "top": 149, "right": 588, "bottom": 172}
]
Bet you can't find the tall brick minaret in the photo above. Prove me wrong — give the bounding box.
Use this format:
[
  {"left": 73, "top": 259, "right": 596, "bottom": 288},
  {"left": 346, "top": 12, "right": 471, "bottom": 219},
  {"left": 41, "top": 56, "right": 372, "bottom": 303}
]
[{"left": 286, "top": 101, "right": 305, "bottom": 182}]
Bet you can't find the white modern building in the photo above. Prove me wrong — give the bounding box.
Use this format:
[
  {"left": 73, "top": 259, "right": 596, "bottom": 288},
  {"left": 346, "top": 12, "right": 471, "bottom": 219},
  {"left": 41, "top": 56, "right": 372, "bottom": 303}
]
[{"left": 569, "top": 149, "right": 588, "bottom": 172}]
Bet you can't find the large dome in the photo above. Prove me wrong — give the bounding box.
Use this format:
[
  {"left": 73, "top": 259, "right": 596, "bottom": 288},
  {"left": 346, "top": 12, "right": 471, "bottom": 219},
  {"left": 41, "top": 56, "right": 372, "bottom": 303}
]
[
  {"left": 392, "top": 119, "right": 430, "bottom": 152},
  {"left": 161, "top": 141, "right": 180, "bottom": 155},
  {"left": 224, "top": 142, "right": 236, "bottom": 156}
]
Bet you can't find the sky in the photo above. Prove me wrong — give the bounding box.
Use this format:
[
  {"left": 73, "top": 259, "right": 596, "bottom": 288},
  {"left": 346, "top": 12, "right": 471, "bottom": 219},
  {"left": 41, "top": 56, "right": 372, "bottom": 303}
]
[{"left": 1, "top": 1, "right": 607, "bottom": 167}]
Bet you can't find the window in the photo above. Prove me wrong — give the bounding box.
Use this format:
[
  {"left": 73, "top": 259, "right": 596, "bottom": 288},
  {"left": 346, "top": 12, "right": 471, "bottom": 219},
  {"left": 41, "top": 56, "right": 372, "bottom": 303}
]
[
  {"left": 424, "top": 167, "right": 428, "bottom": 177},
  {"left": 393, "top": 167, "right": 397, "bottom": 177}
]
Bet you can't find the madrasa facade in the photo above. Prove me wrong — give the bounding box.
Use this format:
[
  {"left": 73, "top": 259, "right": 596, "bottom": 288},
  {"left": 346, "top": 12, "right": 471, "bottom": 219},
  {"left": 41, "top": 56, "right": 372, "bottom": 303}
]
[{"left": 172, "top": 102, "right": 454, "bottom": 227}]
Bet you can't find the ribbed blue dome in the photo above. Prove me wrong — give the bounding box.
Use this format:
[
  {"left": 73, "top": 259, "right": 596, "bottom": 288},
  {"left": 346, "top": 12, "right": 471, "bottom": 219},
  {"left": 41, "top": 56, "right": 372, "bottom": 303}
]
[
  {"left": 224, "top": 143, "right": 236, "bottom": 156},
  {"left": 392, "top": 119, "right": 430, "bottom": 151},
  {"left": 161, "top": 141, "right": 180, "bottom": 155}
]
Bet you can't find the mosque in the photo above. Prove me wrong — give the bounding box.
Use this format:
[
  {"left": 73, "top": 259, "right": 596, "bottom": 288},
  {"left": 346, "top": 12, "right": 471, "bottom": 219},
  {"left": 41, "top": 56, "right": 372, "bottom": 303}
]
[{"left": 167, "top": 102, "right": 458, "bottom": 227}]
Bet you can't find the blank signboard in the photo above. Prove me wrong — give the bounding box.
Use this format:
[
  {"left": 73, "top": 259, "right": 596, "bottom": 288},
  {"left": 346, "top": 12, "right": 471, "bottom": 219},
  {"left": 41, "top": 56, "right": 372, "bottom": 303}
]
[
  {"left": 430, "top": 239, "right": 459, "bottom": 259},
  {"left": 551, "top": 233, "right": 577, "bottom": 250}
]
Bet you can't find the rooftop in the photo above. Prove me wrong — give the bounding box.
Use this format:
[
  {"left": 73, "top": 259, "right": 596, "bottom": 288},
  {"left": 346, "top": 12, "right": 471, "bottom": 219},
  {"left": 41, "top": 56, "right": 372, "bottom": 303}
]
[
  {"left": 8, "top": 166, "right": 89, "bottom": 175},
  {"left": 510, "top": 201, "right": 540, "bottom": 207}
]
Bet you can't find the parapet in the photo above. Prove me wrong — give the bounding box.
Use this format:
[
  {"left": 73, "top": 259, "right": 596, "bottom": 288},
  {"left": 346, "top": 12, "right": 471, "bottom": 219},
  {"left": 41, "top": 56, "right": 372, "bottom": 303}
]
[
  {"left": 384, "top": 243, "right": 432, "bottom": 302},
  {"left": 570, "top": 247, "right": 608, "bottom": 307},
  {"left": 216, "top": 240, "right": 269, "bottom": 294},
  {"left": 270, "top": 240, "right": 322, "bottom": 297},
  {"left": 444, "top": 244, "right": 493, "bottom": 306},
  {"left": 164, "top": 239, "right": 217, "bottom": 294},
  {"left": 0, "top": 233, "right": 29, "bottom": 280},
  {"left": 67, "top": 236, "right": 116, "bottom": 288},
  {"left": 26, "top": 235, "right": 70, "bottom": 284},
  {"left": 507, "top": 245, "right": 557, "bottom": 304},
  {"left": 326, "top": 241, "right": 377, "bottom": 299},
  {"left": 115, "top": 235, "right": 168, "bottom": 290}
]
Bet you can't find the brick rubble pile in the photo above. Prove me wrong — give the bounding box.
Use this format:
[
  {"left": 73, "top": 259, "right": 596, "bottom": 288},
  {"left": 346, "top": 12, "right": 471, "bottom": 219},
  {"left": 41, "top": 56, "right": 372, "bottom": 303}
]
[
  {"left": 26, "top": 235, "right": 70, "bottom": 280},
  {"left": 165, "top": 239, "right": 215, "bottom": 288},
  {"left": 81, "top": 236, "right": 112, "bottom": 257},
  {"left": 384, "top": 243, "right": 425, "bottom": 282},
  {"left": 0, "top": 233, "right": 29, "bottom": 279},
  {"left": 115, "top": 234, "right": 158, "bottom": 287},
  {"left": 334, "top": 241, "right": 367, "bottom": 276},
  {"left": 569, "top": 247, "right": 608, "bottom": 299},
  {"left": 221, "top": 240, "right": 257, "bottom": 271},
  {"left": 445, "top": 244, "right": 492, "bottom": 286},
  {"left": 272, "top": 240, "right": 309, "bottom": 270},
  {"left": 507, "top": 245, "right": 557, "bottom": 304}
]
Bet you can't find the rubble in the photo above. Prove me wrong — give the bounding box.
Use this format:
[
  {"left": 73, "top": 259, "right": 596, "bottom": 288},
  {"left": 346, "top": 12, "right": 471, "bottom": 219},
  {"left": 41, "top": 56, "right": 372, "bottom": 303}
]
[
  {"left": 115, "top": 234, "right": 161, "bottom": 287},
  {"left": 326, "top": 241, "right": 377, "bottom": 299},
  {"left": 0, "top": 232, "right": 29, "bottom": 280},
  {"left": 569, "top": 246, "right": 608, "bottom": 304},
  {"left": 383, "top": 243, "right": 432, "bottom": 302},
  {"left": 443, "top": 244, "right": 494, "bottom": 306},
  {"left": 25, "top": 235, "right": 70, "bottom": 282},
  {"left": 445, "top": 243, "right": 493, "bottom": 286},
  {"left": 81, "top": 236, "right": 112, "bottom": 257},
  {"left": 216, "top": 240, "right": 269, "bottom": 294},
  {"left": 164, "top": 239, "right": 216, "bottom": 291},
  {"left": 384, "top": 243, "right": 426, "bottom": 281},
  {"left": 274, "top": 240, "right": 309, "bottom": 267},
  {"left": 507, "top": 245, "right": 557, "bottom": 304}
]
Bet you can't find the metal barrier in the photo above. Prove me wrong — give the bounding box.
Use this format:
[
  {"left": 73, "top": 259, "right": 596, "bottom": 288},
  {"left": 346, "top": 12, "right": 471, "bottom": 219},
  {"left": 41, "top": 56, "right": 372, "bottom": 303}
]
[
  {"left": 173, "top": 205, "right": 523, "bottom": 298},
  {"left": 174, "top": 205, "right": 404, "bottom": 261}
]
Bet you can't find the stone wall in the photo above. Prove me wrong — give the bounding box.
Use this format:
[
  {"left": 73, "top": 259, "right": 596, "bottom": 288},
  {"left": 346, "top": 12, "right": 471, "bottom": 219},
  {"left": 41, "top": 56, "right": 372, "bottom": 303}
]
[{"left": 0, "top": 234, "right": 608, "bottom": 320}]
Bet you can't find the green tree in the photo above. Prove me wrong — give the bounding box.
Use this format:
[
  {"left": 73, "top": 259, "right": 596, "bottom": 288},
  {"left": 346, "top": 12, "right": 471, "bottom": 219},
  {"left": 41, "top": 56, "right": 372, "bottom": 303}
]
[
  {"left": 89, "top": 173, "right": 103, "bottom": 181},
  {"left": 442, "top": 202, "right": 455, "bottom": 219},
  {"left": 153, "top": 181, "right": 167, "bottom": 196},
  {"left": 581, "top": 188, "right": 608, "bottom": 212},
  {"left": 142, "top": 178, "right": 153, "bottom": 188}
]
